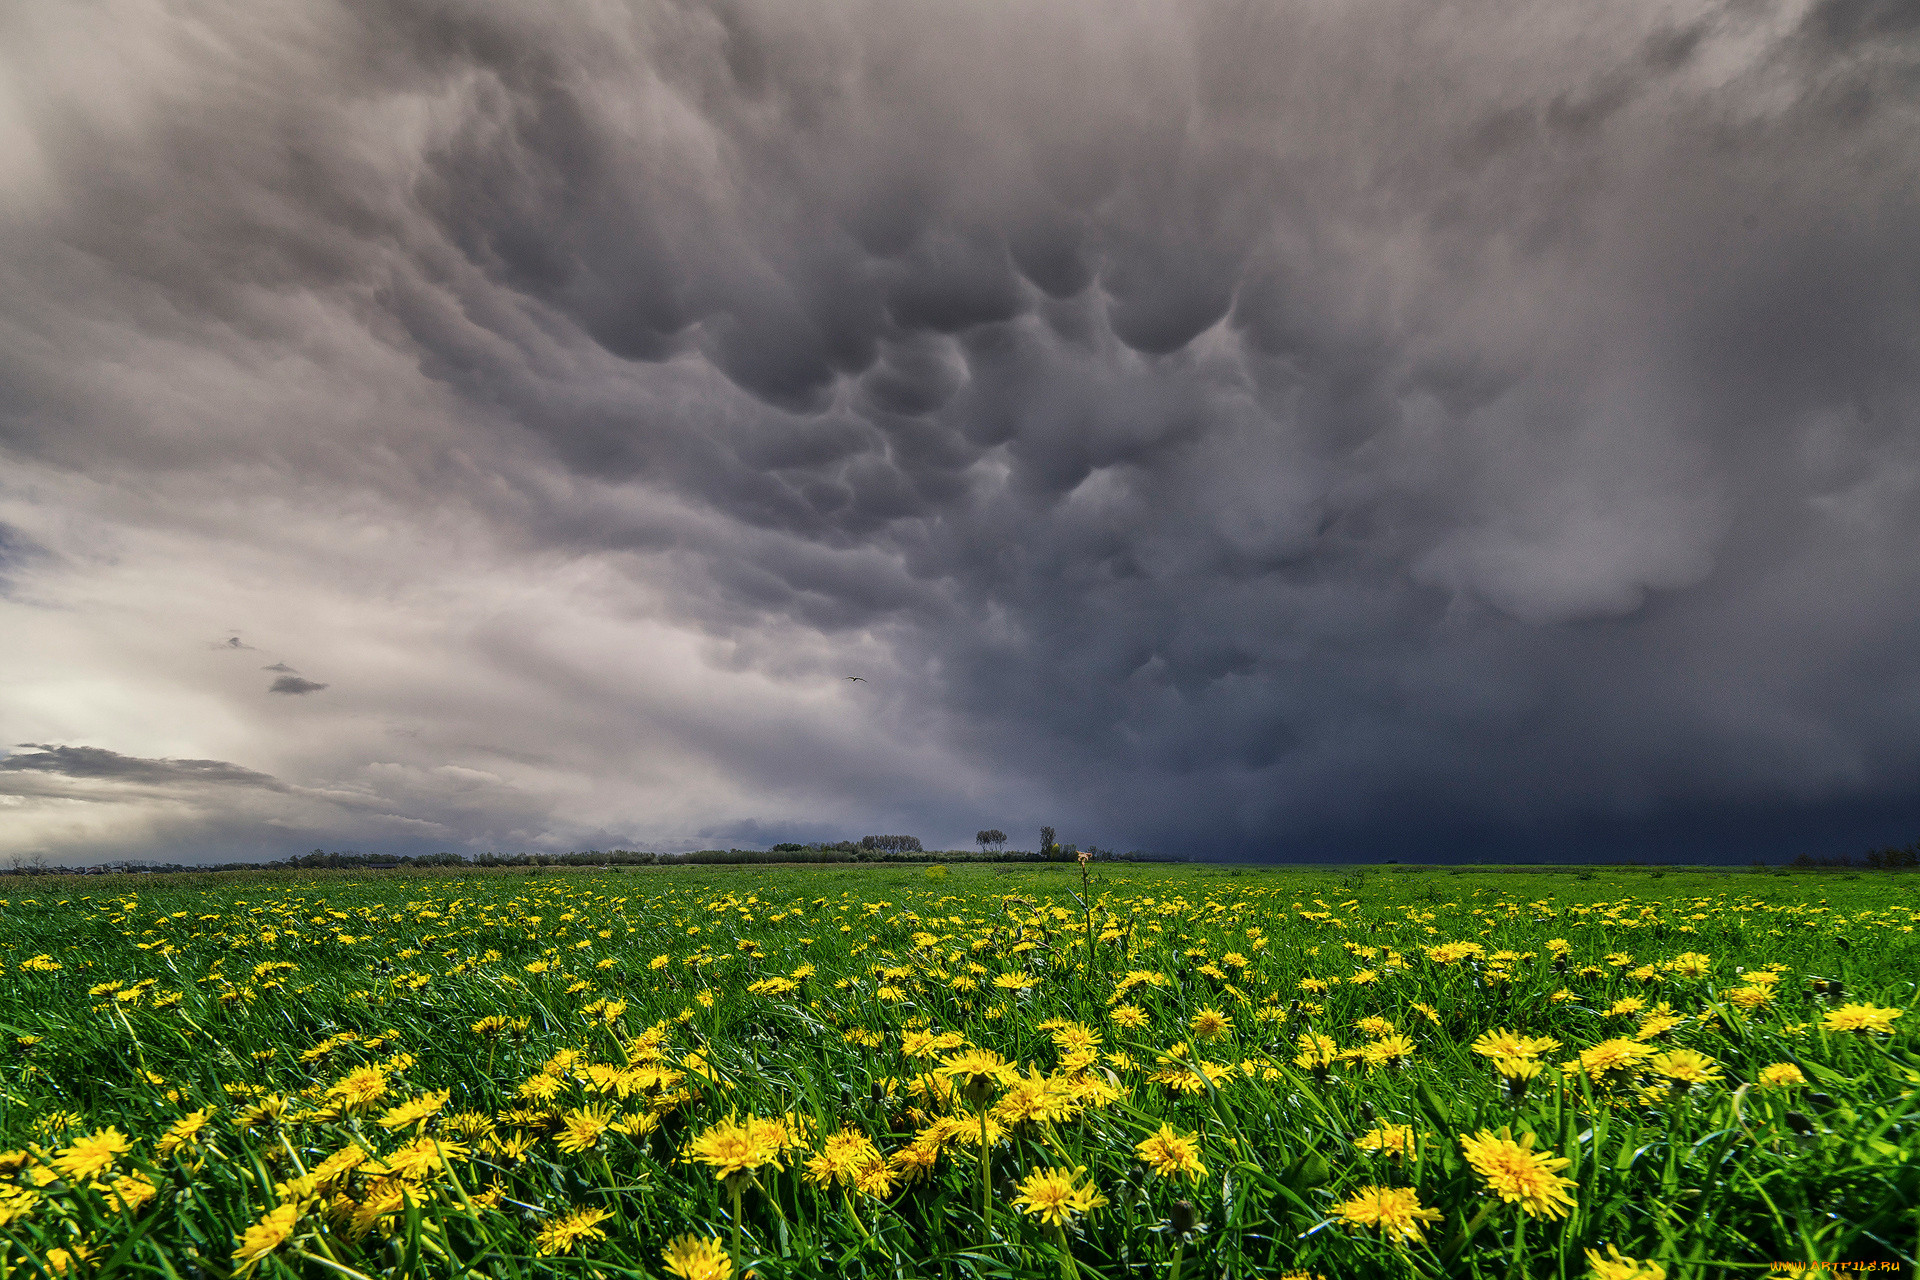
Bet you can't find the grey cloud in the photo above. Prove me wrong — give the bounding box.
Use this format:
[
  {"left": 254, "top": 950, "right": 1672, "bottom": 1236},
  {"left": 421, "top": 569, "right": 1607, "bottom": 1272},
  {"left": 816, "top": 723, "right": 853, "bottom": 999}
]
[
  {"left": 1, "top": 745, "right": 286, "bottom": 791},
  {"left": 2, "top": 0, "right": 1918, "bottom": 861},
  {"left": 262, "top": 662, "right": 297, "bottom": 673}
]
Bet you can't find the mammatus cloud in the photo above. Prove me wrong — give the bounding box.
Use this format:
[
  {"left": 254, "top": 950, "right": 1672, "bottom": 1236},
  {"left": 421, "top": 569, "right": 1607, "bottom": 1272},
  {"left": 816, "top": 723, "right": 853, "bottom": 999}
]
[{"left": 0, "top": 0, "right": 1917, "bottom": 863}]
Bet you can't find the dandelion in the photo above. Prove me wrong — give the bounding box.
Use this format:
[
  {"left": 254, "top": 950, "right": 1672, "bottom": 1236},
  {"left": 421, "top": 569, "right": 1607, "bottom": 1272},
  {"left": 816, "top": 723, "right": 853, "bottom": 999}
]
[
  {"left": 686, "top": 1116, "right": 784, "bottom": 1180},
  {"left": 555, "top": 1103, "right": 617, "bottom": 1154},
  {"left": 231, "top": 1203, "right": 302, "bottom": 1273},
  {"left": 1493, "top": 1054, "right": 1543, "bottom": 1098},
  {"left": 1471, "top": 1029, "right": 1562, "bottom": 1058},
  {"left": 104, "top": 1171, "right": 158, "bottom": 1214},
  {"left": 327, "top": 1067, "right": 388, "bottom": 1110},
  {"left": 1135, "top": 1124, "right": 1207, "bottom": 1181},
  {"left": 661, "top": 1235, "right": 733, "bottom": 1280},
  {"left": 1459, "top": 1128, "right": 1579, "bottom": 1219},
  {"left": 1354, "top": 1125, "right": 1416, "bottom": 1158},
  {"left": 1012, "top": 1165, "right": 1108, "bottom": 1227},
  {"left": 534, "top": 1205, "right": 613, "bottom": 1256},
  {"left": 1188, "top": 1008, "right": 1233, "bottom": 1041},
  {"left": 1649, "top": 1050, "right": 1722, "bottom": 1091},
  {"left": 1756, "top": 1063, "right": 1807, "bottom": 1090},
  {"left": 1331, "top": 1184, "right": 1442, "bottom": 1245},
  {"left": 376, "top": 1089, "right": 450, "bottom": 1131},
  {"left": 1570, "top": 1037, "right": 1654, "bottom": 1085},
  {"left": 1821, "top": 1003, "right": 1902, "bottom": 1034},
  {"left": 1585, "top": 1243, "right": 1667, "bottom": 1280},
  {"left": 53, "top": 1127, "right": 131, "bottom": 1181}
]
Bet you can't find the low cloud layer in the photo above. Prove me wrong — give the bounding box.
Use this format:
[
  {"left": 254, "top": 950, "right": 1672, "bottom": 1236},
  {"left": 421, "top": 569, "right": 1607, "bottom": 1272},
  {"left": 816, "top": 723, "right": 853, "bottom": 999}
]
[{"left": 2, "top": 0, "right": 1917, "bottom": 863}]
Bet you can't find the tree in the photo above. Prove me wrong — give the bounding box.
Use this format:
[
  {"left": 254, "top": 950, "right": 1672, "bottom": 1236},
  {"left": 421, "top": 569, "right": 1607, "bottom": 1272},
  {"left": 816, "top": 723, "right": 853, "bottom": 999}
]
[
  {"left": 1039, "top": 826, "right": 1056, "bottom": 858},
  {"left": 976, "top": 829, "right": 1007, "bottom": 854}
]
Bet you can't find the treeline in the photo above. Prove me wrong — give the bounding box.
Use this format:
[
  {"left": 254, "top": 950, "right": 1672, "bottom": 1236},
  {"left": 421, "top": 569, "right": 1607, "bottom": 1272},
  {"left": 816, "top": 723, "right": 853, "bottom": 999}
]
[
  {"left": 2, "top": 843, "right": 1181, "bottom": 877},
  {"left": 1787, "top": 841, "right": 1920, "bottom": 870}
]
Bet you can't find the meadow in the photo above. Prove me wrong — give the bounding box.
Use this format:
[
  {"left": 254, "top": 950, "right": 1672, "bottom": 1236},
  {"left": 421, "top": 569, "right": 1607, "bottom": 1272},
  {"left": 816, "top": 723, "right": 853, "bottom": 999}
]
[{"left": 0, "top": 862, "right": 1914, "bottom": 1280}]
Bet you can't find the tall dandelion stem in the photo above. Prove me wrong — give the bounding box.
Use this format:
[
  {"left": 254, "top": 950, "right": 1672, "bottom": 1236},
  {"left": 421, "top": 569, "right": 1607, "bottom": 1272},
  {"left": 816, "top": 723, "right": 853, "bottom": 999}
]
[
  {"left": 1168, "top": 1239, "right": 1184, "bottom": 1280},
  {"left": 725, "top": 1172, "right": 747, "bottom": 1276},
  {"left": 1050, "top": 1221, "right": 1079, "bottom": 1280},
  {"left": 978, "top": 1104, "right": 993, "bottom": 1237}
]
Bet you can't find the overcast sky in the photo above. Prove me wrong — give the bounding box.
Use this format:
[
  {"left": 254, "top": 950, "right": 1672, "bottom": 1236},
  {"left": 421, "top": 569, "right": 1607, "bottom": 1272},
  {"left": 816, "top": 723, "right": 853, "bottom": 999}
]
[{"left": 2, "top": 0, "right": 1917, "bottom": 864}]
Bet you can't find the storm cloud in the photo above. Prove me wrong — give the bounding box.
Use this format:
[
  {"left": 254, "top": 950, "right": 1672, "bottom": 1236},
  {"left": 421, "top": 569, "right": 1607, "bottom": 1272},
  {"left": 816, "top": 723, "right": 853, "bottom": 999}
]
[{"left": 1, "top": 0, "right": 1917, "bottom": 863}]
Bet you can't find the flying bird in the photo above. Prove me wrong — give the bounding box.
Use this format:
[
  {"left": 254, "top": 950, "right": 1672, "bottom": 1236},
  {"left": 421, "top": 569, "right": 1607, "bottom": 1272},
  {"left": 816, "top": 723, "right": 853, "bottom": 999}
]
[{"left": 844, "top": 676, "right": 865, "bottom": 682}]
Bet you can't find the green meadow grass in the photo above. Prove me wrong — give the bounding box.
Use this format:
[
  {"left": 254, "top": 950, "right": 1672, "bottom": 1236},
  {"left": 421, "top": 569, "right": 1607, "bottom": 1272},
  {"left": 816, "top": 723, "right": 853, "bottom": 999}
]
[{"left": 0, "top": 863, "right": 1914, "bottom": 1280}]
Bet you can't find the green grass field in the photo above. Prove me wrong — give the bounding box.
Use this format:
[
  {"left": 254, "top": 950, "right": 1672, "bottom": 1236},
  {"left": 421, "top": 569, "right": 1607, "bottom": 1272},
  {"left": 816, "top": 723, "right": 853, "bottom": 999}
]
[{"left": 1, "top": 863, "right": 1914, "bottom": 1280}]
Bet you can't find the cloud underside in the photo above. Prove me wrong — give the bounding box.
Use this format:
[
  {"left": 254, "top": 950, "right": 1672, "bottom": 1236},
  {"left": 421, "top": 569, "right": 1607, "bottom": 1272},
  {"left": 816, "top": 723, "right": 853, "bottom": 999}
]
[{"left": 1, "top": 0, "right": 1918, "bottom": 861}]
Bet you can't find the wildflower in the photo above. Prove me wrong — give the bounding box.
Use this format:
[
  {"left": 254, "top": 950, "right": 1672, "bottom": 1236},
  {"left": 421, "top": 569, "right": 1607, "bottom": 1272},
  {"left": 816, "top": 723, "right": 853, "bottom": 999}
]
[
  {"left": 327, "top": 1067, "right": 389, "bottom": 1110},
  {"left": 0, "top": 1183, "right": 40, "bottom": 1225},
  {"left": 104, "top": 1171, "right": 158, "bottom": 1214},
  {"left": 44, "top": 1245, "right": 91, "bottom": 1276},
  {"left": 1050, "top": 1022, "right": 1102, "bottom": 1053},
  {"left": 1011, "top": 1165, "right": 1108, "bottom": 1227},
  {"left": 1585, "top": 1243, "right": 1667, "bottom": 1280},
  {"left": 1362, "top": 1034, "right": 1417, "bottom": 1068},
  {"left": 534, "top": 1205, "right": 613, "bottom": 1256},
  {"left": 1756, "top": 1063, "right": 1807, "bottom": 1090},
  {"left": 1459, "top": 1128, "right": 1578, "bottom": 1219},
  {"left": 1354, "top": 1125, "right": 1416, "bottom": 1158},
  {"left": 1571, "top": 1038, "right": 1654, "bottom": 1084},
  {"left": 1649, "top": 1050, "right": 1722, "bottom": 1091},
  {"left": 1822, "top": 1003, "right": 1902, "bottom": 1035},
  {"left": 1331, "top": 1184, "right": 1442, "bottom": 1245},
  {"left": 232, "top": 1203, "right": 302, "bottom": 1273},
  {"left": 889, "top": 1139, "right": 941, "bottom": 1185},
  {"left": 686, "top": 1116, "right": 784, "bottom": 1180},
  {"left": 938, "top": 1048, "right": 1017, "bottom": 1105},
  {"left": 804, "top": 1128, "right": 892, "bottom": 1194},
  {"left": 661, "top": 1235, "right": 733, "bottom": 1280},
  {"left": 1110, "top": 1004, "right": 1149, "bottom": 1029},
  {"left": 235, "top": 1096, "right": 289, "bottom": 1131},
  {"left": 53, "top": 1127, "right": 131, "bottom": 1181},
  {"left": 1466, "top": 1028, "right": 1559, "bottom": 1059},
  {"left": 1189, "top": 1008, "right": 1233, "bottom": 1041},
  {"left": 555, "top": 1103, "right": 617, "bottom": 1154},
  {"left": 1135, "top": 1124, "right": 1206, "bottom": 1181},
  {"left": 484, "top": 1131, "right": 539, "bottom": 1163},
  {"left": 376, "top": 1089, "right": 450, "bottom": 1131}
]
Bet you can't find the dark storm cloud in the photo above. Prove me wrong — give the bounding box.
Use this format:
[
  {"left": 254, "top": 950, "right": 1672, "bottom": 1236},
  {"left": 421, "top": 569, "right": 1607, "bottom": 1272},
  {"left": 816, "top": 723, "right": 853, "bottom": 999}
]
[
  {"left": 2, "top": 0, "right": 1918, "bottom": 861},
  {"left": 269, "top": 676, "right": 329, "bottom": 696},
  {"left": 2, "top": 745, "right": 286, "bottom": 791}
]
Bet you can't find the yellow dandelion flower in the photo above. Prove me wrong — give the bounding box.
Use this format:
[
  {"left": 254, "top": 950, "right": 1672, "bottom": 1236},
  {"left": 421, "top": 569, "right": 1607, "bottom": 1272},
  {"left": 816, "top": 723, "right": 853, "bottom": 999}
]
[
  {"left": 1331, "top": 1184, "right": 1441, "bottom": 1245},
  {"left": 53, "top": 1128, "right": 131, "bottom": 1181},
  {"left": 1354, "top": 1125, "right": 1416, "bottom": 1158},
  {"left": 1585, "top": 1243, "right": 1667, "bottom": 1280},
  {"left": 1011, "top": 1165, "right": 1107, "bottom": 1227},
  {"left": 1189, "top": 1008, "right": 1233, "bottom": 1041},
  {"left": 376, "top": 1089, "right": 450, "bottom": 1132},
  {"left": 1459, "top": 1128, "right": 1578, "bottom": 1220},
  {"left": 1649, "top": 1050, "right": 1722, "bottom": 1091},
  {"left": 327, "top": 1067, "right": 389, "bottom": 1110},
  {"left": 1822, "top": 1003, "right": 1902, "bottom": 1035},
  {"left": 1134, "top": 1123, "right": 1206, "bottom": 1181},
  {"left": 232, "top": 1203, "right": 302, "bottom": 1273},
  {"left": 661, "top": 1234, "right": 733, "bottom": 1280},
  {"left": 534, "top": 1204, "right": 613, "bottom": 1256},
  {"left": 555, "top": 1103, "right": 617, "bottom": 1154},
  {"left": 685, "top": 1116, "right": 783, "bottom": 1180},
  {"left": 1756, "top": 1063, "right": 1806, "bottom": 1090}
]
